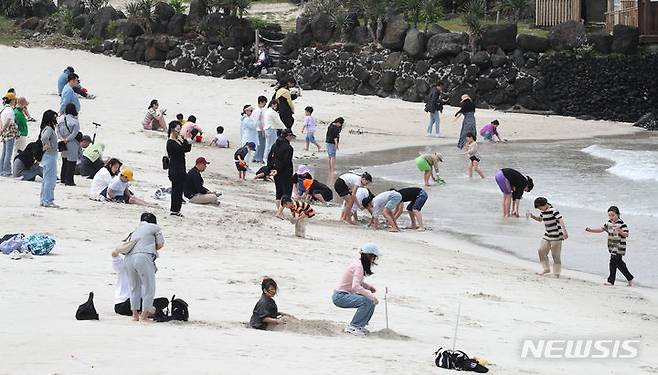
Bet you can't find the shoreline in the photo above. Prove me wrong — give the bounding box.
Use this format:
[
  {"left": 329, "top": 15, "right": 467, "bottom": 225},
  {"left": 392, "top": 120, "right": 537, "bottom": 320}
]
[{"left": 2, "top": 46, "right": 657, "bottom": 374}]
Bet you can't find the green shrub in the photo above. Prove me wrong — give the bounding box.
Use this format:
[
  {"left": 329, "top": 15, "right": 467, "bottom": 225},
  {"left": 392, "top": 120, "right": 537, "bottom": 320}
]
[{"left": 169, "top": 0, "right": 186, "bottom": 13}]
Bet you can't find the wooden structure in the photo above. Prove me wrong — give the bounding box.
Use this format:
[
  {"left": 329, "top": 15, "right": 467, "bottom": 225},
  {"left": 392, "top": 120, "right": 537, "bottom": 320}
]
[
  {"left": 536, "top": 0, "right": 582, "bottom": 26},
  {"left": 605, "top": 0, "right": 639, "bottom": 31},
  {"left": 638, "top": 0, "right": 658, "bottom": 42},
  {"left": 254, "top": 29, "right": 283, "bottom": 67}
]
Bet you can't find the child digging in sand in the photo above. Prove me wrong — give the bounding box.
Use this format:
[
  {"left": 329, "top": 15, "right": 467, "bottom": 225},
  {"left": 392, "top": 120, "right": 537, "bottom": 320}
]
[
  {"left": 363, "top": 190, "right": 402, "bottom": 232},
  {"left": 527, "top": 197, "right": 568, "bottom": 278},
  {"left": 464, "top": 132, "right": 485, "bottom": 179},
  {"left": 210, "top": 126, "right": 230, "bottom": 148},
  {"left": 585, "top": 206, "right": 634, "bottom": 287},
  {"left": 234, "top": 142, "right": 256, "bottom": 180},
  {"left": 281, "top": 195, "right": 315, "bottom": 238},
  {"left": 301, "top": 106, "right": 321, "bottom": 152},
  {"left": 250, "top": 277, "right": 288, "bottom": 330}
]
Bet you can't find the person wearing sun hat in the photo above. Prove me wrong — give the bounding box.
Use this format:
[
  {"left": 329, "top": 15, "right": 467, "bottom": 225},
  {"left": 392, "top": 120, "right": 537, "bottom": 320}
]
[
  {"left": 292, "top": 164, "right": 312, "bottom": 197},
  {"left": 332, "top": 243, "right": 383, "bottom": 336},
  {"left": 184, "top": 156, "right": 220, "bottom": 205},
  {"left": 455, "top": 94, "right": 477, "bottom": 149},
  {"left": 102, "top": 167, "right": 158, "bottom": 207}
]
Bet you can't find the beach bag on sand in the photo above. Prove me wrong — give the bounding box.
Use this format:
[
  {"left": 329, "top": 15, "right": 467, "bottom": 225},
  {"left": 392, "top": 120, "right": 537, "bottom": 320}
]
[
  {"left": 1, "top": 234, "right": 24, "bottom": 255},
  {"left": 76, "top": 292, "right": 99, "bottom": 320},
  {"left": 24, "top": 233, "right": 56, "bottom": 255},
  {"left": 434, "top": 348, "right": 489, "bottom": 373}
]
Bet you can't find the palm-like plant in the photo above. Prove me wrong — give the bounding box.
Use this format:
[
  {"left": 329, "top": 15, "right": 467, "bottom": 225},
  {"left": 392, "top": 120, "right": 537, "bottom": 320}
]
[
  {"left": 1, "top": 0, "right": 32, "bottom": 17},
  {"left": 126, "top": 0, "right": 155, "bottom": 32},
  {"left": 496, "top": 0, "right": 528, "bottom": 22},
  {"left": 401, "top": 0, "right": 423, "bottom": 27},
  {"left": 461, "top": 0, "right": 486, "bottom": 51},
  {"left": 422, "top": 0, "right": 443, "bottom": 30},
  {"left": 207, "top": 0, "right": 252, "bottom": 17}
]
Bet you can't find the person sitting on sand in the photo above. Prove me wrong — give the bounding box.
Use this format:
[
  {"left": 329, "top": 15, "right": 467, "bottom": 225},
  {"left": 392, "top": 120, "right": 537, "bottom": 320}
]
[
  {"left": 209, "top": 126, "right": 230, "bottom": 148},
  {"left": 362, "top": 190, "right": 402, "bottom": 232},
  {"left": 495, "top": 168, "right": 533, "bottom": 218},
  {"left": 332, "top": 243, "right": 382, "bottom": 337},
  {"left": 184, "top": 157, "right": 219, "bottom": 205},
  {"left": 585, "top": 206, "right": 633, "bottom": 287},
  {"left": 415, "top": 152, "right": 443, "bottom": 187},
  {"left": 124, "top": 212, "right": 164, "bottom": 321},
  {"left": 79, "top": 137, "right": 105, "bottom": 179},
  {"left": 334, "top": 172, "right": 372, "bottom": 224},
  {"left": 527, "top": 197, "right": 568, "bottom": 278},
  {"left": 12, "top": 140, "right": 43, "bottom": 181},
  {"left": 254, "top": 164, "right": 275, "bottom": 181},
  {"left": 234, "top": 142, "right": 256, "bottom": 180},
  {"left": 464, "top": 132, "right": 485, "bottom": 179},
  {"left": 292, "top": 164, "right": 312, "bottom": 198},
  {"left": 101, "top": 167, "right": 158, "bottom": 207},
  {"left": 181, "top": 115, "right": 203, "bottom": 141},
  {"left": 250, "top": 277, "right": 287, "bottom": 329},
  {"left": 302, "top": 178, "right": 333, "bottom": 203},
  {"left": 280, "top": 195, "right": 315, "bottom": 238},
  {"left": 142, "top": 99, "right": 167, "bottom": 131},
  {"left": 480, "top": 120, "right": 503, "bottom": 142},
  {"left": 89, "top": 158, "right": 122, "bottom": 200},
  {"left": 394, "top": 187, "right": 428, "bottom": 231}
]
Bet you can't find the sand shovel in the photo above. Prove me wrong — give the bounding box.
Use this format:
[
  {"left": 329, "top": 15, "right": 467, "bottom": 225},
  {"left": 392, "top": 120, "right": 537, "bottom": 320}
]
[{"left": 384, "top": 286, "right": 389, "bottom": 329}]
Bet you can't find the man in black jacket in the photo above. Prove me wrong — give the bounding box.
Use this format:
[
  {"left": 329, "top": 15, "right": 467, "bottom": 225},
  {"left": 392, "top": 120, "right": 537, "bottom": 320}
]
[
  {"left": 270, "top": 129, "right": 294, "bottom": 218},
  {"left": 184, "top": 157, "right": 219, "bottom": 205},
  {"left": 424, "top": 81, "right": 445, "bottom": 137}
]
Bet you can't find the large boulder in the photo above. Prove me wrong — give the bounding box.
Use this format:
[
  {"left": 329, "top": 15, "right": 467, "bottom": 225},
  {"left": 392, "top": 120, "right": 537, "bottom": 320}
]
[
  {"left": 72, "top": 14, "right": 88, "bottom": 29},
  {"left": 380, "top": 71, "right": 397, "bottom": 92},
  {"left": 31, "top": 0, "right": 57, "bottom": 18},
  {"left": 403, "top": 28, "right": 426, "bottom": 58},
  {"left": 587, "top": 31, "right": 613, "bottom": 54},
  {"left": 154, "top": 2, "right": 176, "bottom": 23},
  {"left": 426, "top": 33, "right": 465, "bottom": 58},
  {"left": 167, "top": 13, "right": 186, "bottom": 36},
  {"left": 549, "top": 20, "right": 586, "bottom": 50},
  {"left": 471, "top": 51, "right": 491, "bottom": 68},
  {"left": 481, "top": 24, "right": 517, "bottom": 52},
  {"left": 382, "top": 15, "right": 409, "bottom": 51},
  {"left": 120, "top": 19, "right": 145, "bottom": 37},
  {"left": 310, "top": 14, "right": 334, "bottom": 43},
  {"left": 90, "top": 6, "right": 124, "bottom": 39},
  {"left": 611, "top": 25, "right": 639, "bottom": 54},
  {"left": 281, "top": 32, "right": 300, "bottom": 55},
  {"left": 187, "top": 0, "right": 207, "bottom": 25},
  {"left": 296, "top": 16, "right": 314, "bottom": 46},
  {"left": 633, "top": 112, "right": 658, "bottom": 131},
  {"left": 516, "top": 34, "right": 550, "bottom": 53}
]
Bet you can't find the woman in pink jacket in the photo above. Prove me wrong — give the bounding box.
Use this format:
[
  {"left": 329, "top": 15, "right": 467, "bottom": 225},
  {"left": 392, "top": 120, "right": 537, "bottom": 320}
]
[{"left": 332, "top": 243, "right": 383, "bottom": 336}]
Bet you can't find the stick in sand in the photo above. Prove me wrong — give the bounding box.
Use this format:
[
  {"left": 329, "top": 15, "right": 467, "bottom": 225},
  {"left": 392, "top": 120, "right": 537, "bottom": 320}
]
[
  {"left": 452, "top": 302, "right": 462, "bottom": 350},
  {"left": 384, "top": 286, "right": 389, "bottom": 330}
]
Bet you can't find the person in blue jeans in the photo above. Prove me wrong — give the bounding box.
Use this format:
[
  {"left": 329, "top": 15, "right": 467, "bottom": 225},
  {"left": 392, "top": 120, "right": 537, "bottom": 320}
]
[
  {"left": 394, "top": 187, "right": 429, "bottom": 231},
  {"left": 39, "top": 110, "right": 60, "bottom": 208},
  {"left": 332, "top": 243, "right": 383, "bottom": 336},
  {"left": 424, "top": 81, "right": 444, "bottom": 137}
]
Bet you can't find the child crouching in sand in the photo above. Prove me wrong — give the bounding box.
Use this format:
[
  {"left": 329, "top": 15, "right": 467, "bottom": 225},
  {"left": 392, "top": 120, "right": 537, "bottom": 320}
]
[
  {"left": 210, "top": 126, "right": 230, "bottom": 148},
  {"left": 585, "top": 206, "right": 634, "bottom": 286},
  {"left": 250, "top": 278, "right": 287, "bottom": 330},
  {"left": 234, "top": 142, "right": 256, "bottom": 180},
  {"left": 281, "top": 195, "right": 315, "bottom": 238},
  {"left": 464, "top": 132, "right": 485, "bottom": 179},
  {"left": 415, "top": 152, "right": 443, "bottom": 186},
  {"left": 527, "top": 197, "right": 568, "bottom": 278}
]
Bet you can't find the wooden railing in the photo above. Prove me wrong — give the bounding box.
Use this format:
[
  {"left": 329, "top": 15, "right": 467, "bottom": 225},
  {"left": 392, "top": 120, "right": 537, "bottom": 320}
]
[
  {"left": 605, "top": 1, "right": 639, "bottom": 31},
  {"left": 535, "top": 0, "right": 582, "bottom": 27}
]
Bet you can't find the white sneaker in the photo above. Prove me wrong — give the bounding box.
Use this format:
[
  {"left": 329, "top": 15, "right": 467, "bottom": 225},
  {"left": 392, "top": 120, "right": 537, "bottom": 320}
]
[
  {"left": 8, "top": 250, "right": 21, "bottom": 260},
  {"left": 344, "top": 324, "right": 366, "bottom": 337}
]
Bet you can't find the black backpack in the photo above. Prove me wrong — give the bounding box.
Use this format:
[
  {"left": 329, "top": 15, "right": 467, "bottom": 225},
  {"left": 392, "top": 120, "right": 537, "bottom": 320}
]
[
  {"left": 434, "top": 347, "right": 488, "bottom": 373},
  {"left": 75, "top": 292, "right": 99, "bottom": 320},
  {"left": 152, "top": 295, "right": 189, "bottom": 322},
  {"left": 171, "top": 295, "right": 189, "bottom": 321}
]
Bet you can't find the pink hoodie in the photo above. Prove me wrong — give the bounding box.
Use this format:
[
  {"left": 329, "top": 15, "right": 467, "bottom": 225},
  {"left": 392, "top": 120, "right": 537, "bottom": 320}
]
[{"left": 335, "top": 259, "right": 376, "bottom": 301}]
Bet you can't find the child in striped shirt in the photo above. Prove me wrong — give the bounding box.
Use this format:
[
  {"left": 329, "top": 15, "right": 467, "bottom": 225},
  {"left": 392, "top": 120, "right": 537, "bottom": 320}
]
[
  {"left": 528, "top": 197, "right": 568, "bottom": 277},
  {"left": 586, "top": 206, "right": 633, "bottom": 286},
  {"left": 281, "top": 195, "right": 315, "bottom": 238}
]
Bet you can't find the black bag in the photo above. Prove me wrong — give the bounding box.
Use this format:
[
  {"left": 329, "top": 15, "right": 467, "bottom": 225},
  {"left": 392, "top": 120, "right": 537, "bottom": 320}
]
[
  {"left": 75, "top": 292, "right": 99, "bottom": 320},
  {"left": 171, "top": 295, "right": 189, "bottom": 321},
  {"left": 57, "top": 141, "right": 67, "bottom": 152},
  {"left": 162, "top": 156, "right": 169, "bottom": 170},
  {"left": 434, "top": 348, "right": 488, "bottom": 373}
]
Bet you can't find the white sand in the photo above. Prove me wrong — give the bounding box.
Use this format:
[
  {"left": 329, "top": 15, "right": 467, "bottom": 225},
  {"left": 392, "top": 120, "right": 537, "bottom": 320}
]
[{"left": 1, "top": 46, "right": 656, "bottom": 374}]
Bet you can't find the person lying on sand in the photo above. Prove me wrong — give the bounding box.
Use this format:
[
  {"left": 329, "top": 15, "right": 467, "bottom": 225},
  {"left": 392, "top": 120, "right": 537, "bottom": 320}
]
[{"left": 250, "top": 278, "right": 288, "bottom": 330}]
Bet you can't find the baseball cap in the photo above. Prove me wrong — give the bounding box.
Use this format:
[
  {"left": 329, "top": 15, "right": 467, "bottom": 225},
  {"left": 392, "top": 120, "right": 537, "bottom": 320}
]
[
  {"left": 196, "top": 156, "right": 210, "bottom": 165},
  {"left": 360, "top": 243, "right": 383, "bottom": 257},
  {"left": 246, "top": 142, "right": 256, "bottom": 150},
  {"left": 120, "top": 167, "right": 134, "bottom": 181}
]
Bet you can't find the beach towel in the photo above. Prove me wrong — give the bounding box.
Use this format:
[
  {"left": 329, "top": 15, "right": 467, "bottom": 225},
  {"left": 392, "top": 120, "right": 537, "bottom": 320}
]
[{"left": 24, "top": 233, "right": 56, "bottom": 255}]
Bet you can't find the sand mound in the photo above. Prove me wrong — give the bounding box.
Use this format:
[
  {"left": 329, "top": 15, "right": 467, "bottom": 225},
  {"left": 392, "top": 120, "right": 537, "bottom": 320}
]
[
  {"left": 368, "top": 328, "right": 411, "bottom": 341},
  {"left": 270, "top": 315, "right": 343, "bottom": 337}
]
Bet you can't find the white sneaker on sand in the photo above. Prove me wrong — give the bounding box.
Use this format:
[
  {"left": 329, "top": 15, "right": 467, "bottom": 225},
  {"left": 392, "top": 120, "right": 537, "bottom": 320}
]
[{"left": 344, "top": 324, "right": 365, "bottom": 337}]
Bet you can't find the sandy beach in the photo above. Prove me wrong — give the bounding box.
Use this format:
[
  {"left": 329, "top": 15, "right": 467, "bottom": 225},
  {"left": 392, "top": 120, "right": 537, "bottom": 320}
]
[{"left": 1, "top": 46, "right": 657, "bottom": 374}]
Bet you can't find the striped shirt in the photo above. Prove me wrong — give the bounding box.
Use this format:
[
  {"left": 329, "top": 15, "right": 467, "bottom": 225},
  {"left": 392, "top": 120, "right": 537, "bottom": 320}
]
[
  {"left": 604, "top": 219, "right": 628, "bottom": 255},
  {"left": 289, "top": 200, "right": 315, "bottom": 218},
  {"left": 540, "top": 205, "right": 564, "bottom": 241}
]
